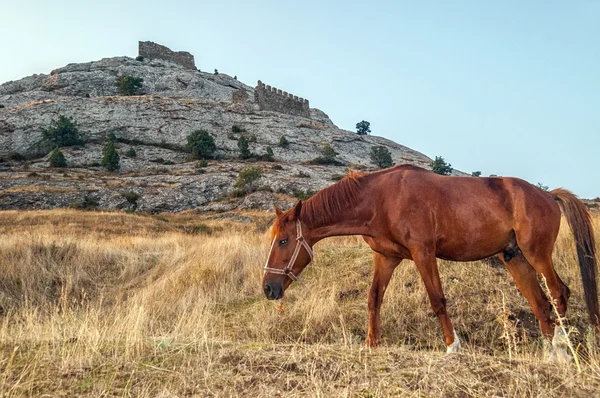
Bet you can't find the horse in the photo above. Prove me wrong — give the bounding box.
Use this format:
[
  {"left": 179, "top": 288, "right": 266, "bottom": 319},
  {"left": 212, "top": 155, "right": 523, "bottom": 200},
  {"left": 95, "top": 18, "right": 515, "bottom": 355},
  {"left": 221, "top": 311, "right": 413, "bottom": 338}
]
[{"left": 263, "top": 164, "right": 598, "bottom": 356}]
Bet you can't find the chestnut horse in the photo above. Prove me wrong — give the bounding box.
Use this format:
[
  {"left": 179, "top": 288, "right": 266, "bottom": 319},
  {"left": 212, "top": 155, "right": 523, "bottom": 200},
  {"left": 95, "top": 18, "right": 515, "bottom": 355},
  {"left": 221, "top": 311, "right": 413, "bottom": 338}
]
[{"left": 263, "top": 165, "right": 598, "bottom": 354}]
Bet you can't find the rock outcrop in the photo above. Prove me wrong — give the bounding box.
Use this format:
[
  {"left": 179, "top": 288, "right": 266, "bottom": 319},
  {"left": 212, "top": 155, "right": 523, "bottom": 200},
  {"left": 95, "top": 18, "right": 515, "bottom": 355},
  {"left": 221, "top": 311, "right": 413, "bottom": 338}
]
[{"left": 0, "top": 43, "right": 447, "bottom": 213}]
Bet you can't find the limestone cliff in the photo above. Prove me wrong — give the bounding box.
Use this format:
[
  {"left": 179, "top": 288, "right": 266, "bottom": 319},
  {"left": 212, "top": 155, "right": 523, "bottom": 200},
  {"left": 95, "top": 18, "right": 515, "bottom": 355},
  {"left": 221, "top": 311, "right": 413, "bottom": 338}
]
[{"left": 0, "top": 44, "right": 444, "bottom": 213}]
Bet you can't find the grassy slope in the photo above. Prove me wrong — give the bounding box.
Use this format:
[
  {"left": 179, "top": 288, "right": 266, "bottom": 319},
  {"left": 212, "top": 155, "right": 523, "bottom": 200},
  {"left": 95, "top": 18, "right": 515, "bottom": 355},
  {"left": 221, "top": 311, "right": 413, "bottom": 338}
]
[{"left": 0, "top": 209, "right": 599, "bottom": 397}]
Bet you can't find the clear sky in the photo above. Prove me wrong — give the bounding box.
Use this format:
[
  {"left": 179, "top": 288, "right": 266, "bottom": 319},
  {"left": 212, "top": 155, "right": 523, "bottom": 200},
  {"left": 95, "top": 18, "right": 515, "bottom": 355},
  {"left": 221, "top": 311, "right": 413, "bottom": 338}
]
[{"left": 1, "top": 1, "right": 598, "bottom": 197}]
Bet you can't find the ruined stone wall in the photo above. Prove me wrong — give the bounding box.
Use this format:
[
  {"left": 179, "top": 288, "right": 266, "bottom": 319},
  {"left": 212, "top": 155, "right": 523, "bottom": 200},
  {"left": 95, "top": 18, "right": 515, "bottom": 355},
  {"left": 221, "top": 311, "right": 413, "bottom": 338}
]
[
  {"left": 138, "top": 41, "right": 196, "bottom": 70},
  {"left": 232, "top": 89, "right": 249, "bottom": 103},
  {"left": 254, "top": 80, "right": 310, "bottom": 118}
]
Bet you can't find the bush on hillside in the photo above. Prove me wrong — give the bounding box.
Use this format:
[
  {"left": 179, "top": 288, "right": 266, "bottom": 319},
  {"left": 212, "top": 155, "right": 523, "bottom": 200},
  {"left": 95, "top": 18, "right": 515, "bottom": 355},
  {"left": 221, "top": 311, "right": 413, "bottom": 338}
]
[
  {"left": 431, "top": 156, "right": 452, "bottom": 175},
  {"left": 116, "top": 75, "right": 144, "bottom": 96},
  {"left": 48, "top": 147, "right": 67, "bottom": 168},
  {"left": 42, "top": 116, "right": 84, "bottom": 147},
  {"left": 370, "top": 146, "right": 393, "bottom": 169},
  {"left": 186, "top": 130, "right": 216, "bottom": 159}
]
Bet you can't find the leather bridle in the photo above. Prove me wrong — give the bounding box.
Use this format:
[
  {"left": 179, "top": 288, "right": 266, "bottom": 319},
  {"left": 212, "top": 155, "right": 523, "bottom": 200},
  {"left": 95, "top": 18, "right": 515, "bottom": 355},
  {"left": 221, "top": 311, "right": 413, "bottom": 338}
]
[{"left": 264, "top": 220, "right": 314, "bottom": 282}]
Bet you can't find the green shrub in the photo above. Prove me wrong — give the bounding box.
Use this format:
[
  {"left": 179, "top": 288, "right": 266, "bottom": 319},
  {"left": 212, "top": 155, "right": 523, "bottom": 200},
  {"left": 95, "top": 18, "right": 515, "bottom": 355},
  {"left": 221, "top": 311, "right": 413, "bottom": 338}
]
[
  {"left": 237, "top": 135, "right": 251, "bottom": 159},
  {"left": 231, "top": 188, "right": 246, "bottom": 197},
  {"left": 42, "top": 116, "right": 84, "bottom": 147},
  {"left": 279, "top": 136, "right": 289, "bottom": 148},
  {"left": 48, "top": 147, "right": 67, "bottom": 168},
  {"left": 101, "top": 139, "right": 120, "bottom": 171},
  {"left": 117, "top": 76, "right": 143, "bottom": 96},
  {"left": 293, "top": 189, "right": 315, "bottom": 200},
  {"left": 431, "top": 156, "right": 452, "bottom": 175},
  {"left": 135, "top": 56, "right": 144, "bottom": 62},
  {"left": 536, "top": 182, "right": 549, "bottom": 191},
  {"left": 472, "top": 171, "right": 482, "bottom": 177},
  {"left": 331, "top": 174, "right": 345, "bottom": 181},
  {"left": 122, "top": 191, "right": 140, "bottom": 205},
  {"left": 10, "top": 152, "right": 26, "bottom": 161},
  {"left": 214, "top": 69, "right": 219, "bottom": 75},
  {"left": 370, "top": 146, "right": 393, "bottom": 169},
  {"left": 125, "top": 147, "right": 137, "bottom": 158},
  {"left": 310, "top": 143, "right": 342, "bottom": 165},
  {"left": 231, "top": 125, "right": 246, "bottom": 133},
  {"left": 262, "top": 146, "right": 275, "bottom": 161},
  {"left": 356, "top": 120, "right": 371, "bottom": 135},
  {"left": 198, "top": 159, "right": 208, "bottom": 168},
  {"left": 71, "top": 195, "right": 99, "bottom": 210},
  {"left": 187, "top": 130, "right": 216, "bottom": 159},
  {"left": 235, "top": 167, "right": 262, "bottom": 193}
]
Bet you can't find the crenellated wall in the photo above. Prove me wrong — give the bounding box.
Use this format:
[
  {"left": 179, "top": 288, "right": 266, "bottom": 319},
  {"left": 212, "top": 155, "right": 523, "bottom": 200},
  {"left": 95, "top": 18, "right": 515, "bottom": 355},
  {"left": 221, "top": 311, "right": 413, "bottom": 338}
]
[
  {"left": 138, "top": 41, "right": 196, "bottom": 70},
  {"left": 254, "top": 80, "right": 310, "bottom": 117}
]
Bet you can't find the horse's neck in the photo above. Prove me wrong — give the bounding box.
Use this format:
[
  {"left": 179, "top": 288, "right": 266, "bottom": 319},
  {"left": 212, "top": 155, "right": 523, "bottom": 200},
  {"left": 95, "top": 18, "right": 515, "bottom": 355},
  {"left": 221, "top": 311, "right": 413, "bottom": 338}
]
[{"left": 303, "top": 181, "right": 375, "bottom": 243}]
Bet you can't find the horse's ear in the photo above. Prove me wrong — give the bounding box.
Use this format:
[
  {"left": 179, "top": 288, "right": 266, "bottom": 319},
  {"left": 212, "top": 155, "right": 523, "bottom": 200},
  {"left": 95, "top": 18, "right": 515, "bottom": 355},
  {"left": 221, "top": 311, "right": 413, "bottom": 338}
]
[
  {"left": 292, "top": 200, "right": 302, "bottom": 221},
  {"left": 274, "top": 204, "right": 283, "bottom": 217}
]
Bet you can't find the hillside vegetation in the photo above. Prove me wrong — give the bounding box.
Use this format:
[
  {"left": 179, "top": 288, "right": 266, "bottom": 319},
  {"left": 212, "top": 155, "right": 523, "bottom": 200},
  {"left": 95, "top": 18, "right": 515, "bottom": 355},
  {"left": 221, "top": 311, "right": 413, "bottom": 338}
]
[{"left": 0, "top": 210, "right": 599, "bottom": 396}]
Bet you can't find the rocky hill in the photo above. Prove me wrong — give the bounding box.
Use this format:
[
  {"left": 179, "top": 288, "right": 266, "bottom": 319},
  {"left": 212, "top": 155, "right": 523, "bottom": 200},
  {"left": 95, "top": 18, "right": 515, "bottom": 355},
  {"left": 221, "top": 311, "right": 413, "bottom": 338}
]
[{"left": 0, "top": 42, "right": 447, "bottom": 213}]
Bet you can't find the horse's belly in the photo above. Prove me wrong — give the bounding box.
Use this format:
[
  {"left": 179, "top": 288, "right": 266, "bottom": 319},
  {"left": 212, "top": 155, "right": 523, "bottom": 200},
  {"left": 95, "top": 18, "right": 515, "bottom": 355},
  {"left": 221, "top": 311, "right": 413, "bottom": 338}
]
[{"left": 436, "top": 229, "right": 512, "bottom": 262}]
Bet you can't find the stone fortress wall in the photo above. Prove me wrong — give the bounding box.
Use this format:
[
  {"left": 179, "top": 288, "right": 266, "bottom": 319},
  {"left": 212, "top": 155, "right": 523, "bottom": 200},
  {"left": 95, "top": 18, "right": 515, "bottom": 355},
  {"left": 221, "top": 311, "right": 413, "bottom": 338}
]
[
  {"left": 254, "top": 80, "right": 310, "bottom": 118},
  {"left": 138, "top": 41, "right": 196, "bottom": 70}
]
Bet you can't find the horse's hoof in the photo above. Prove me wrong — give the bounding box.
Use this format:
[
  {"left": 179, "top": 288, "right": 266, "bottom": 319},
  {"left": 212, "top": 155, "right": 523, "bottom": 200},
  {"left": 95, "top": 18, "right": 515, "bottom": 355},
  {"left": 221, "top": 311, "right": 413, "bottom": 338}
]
[
  {"left": 446, "top": 330, "right": 461, "bottom": 354},
  {"left": 366, "top": 336, "right": 380, "bottom": 348}
]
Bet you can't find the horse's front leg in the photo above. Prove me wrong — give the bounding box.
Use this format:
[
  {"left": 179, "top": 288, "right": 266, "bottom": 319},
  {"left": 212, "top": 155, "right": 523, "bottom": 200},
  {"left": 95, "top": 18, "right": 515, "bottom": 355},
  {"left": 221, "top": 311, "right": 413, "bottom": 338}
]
[
  {"left": 412, "top": 247, "right": 460, "bottom": 353},
  {"left": 366, "top": 253, "right": 401, "bottom": 347}
]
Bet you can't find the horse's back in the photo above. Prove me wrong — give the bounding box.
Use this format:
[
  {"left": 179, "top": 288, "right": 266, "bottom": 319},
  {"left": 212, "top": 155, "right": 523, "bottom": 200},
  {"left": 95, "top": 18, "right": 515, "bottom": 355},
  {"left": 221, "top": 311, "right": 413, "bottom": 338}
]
[{"left": 379, "top": 167, "right": 560, "bottom": 261}]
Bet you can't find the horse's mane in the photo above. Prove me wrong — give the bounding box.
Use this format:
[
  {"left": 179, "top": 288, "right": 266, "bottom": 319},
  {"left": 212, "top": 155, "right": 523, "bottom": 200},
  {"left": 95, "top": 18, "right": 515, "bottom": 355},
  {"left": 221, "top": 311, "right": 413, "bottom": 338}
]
[
  {"left": 271, "top": 165, "right": 424, "bottom": 237},
  {"left": 301, "top": 171, "right": 366, "bottom": 228}
]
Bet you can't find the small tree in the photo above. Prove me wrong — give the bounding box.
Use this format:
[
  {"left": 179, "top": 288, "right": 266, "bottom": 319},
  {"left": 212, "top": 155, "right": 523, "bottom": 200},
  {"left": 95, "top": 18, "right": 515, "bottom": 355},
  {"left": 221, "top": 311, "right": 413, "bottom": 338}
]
[
  {"left": 48, "top": 147, "right": 67, "bottom": 168},
  {"left": 321, "top": 143, "right": 337, "bottom": 162},
  {"left": 102, "top": 139, "right": 120, "bottom": 171},
  {"left": 214, "top": 69, "right": 219, "bottom": 75},
  {"left": 266, "top": 146, "right": 274, "bottom": 158},
  {"left": 125, "top": 147, "right": 137, "bottom": 158},
  {"left": 370, "top": 146, "right": 393, "bottom": 169},
  {"left": 431, "top": 156, "right": 452, "bottom": 175},
  {"left": 238, "top": 135, "right": 251, "bottom": 158},
  {"left": 356, "top": 120, "right": 371, "bottom": 135},
  {"left": 235, "top": 167, "right": 262, "bottom": 194},
  {"left": 471, "top": 171, "right": 482, "bottom": 177},
  {"left": 186, "top": 130, "right": 216, "bottom": 159},
  {"left": 536, "top": 182, "right": 549, "bottom": 191},
  {"left": 117, "top": 76, "right": 143, "bottom": 96},
  {"left": 43, "top": 115, "right": 84, "bottom": 147},
  {"left": 279, "top": 135, "right": 289, "bottom": 148}
]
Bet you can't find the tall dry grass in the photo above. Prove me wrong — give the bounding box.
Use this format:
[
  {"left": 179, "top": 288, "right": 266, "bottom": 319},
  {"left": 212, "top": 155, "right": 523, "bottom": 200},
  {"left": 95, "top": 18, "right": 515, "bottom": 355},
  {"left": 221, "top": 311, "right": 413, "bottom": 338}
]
[{"left": 0, "top": 209, "right": 599, "bottom": 396}]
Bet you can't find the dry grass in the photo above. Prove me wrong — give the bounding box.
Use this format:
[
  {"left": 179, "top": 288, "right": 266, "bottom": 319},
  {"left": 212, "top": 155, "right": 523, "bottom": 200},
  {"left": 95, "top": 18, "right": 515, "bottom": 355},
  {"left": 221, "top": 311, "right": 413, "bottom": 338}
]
[{"left": 0, "top": 209, "right": 599, "bottom": 396}]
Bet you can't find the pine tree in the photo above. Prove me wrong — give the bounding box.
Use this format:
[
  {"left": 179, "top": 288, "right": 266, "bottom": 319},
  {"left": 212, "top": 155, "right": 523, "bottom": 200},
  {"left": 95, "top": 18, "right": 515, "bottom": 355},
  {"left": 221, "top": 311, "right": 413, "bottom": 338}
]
[
  {"left": 102, "top": 139, "right": 120, "bottom": 171},
  {"left": 48, "top": 147, "right": 67, "bottom": 168},
  {"left": 238, "top": 135, "right": 250, "bottom": 158}
]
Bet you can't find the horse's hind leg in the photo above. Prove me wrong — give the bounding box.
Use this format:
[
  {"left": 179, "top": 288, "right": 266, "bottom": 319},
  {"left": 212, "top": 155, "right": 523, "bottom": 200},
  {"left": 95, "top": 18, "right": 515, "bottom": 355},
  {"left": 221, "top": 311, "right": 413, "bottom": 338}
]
[
  {"left": 499, "top": 252, "right": 554, "bottom": 338},
  {"left": 514, "top": 222, "right": 573, "bottom": 360},
  {"left": 411, "top": 249, "right": 459, "bottom": 353}
]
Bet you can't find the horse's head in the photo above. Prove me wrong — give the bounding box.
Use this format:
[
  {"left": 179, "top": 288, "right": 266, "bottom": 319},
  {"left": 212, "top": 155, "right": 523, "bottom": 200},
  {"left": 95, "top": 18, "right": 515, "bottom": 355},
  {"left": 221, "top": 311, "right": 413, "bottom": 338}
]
[{"left": 263, "top": 200, "right": 314, "bottom": 300}]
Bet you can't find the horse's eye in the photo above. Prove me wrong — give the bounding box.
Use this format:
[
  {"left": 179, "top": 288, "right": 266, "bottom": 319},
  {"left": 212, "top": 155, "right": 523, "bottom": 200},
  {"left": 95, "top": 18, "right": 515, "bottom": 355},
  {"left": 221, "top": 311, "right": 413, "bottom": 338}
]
[{"left": 279, "top": 239, "right": 288, "bottom": 246}]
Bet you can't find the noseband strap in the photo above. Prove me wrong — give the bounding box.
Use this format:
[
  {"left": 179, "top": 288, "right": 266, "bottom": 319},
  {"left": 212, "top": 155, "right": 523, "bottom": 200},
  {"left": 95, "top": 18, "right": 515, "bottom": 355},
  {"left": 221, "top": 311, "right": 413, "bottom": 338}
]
[{"left": 264, "top": 220, "right": 314, "bottom": 282}]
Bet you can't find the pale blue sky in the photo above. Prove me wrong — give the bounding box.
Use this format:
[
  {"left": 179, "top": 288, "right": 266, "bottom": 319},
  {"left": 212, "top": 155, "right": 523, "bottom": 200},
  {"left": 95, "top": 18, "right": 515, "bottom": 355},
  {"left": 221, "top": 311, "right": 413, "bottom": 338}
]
[{"left": 1, "top": 1, "right": 598, "bottom": 197}]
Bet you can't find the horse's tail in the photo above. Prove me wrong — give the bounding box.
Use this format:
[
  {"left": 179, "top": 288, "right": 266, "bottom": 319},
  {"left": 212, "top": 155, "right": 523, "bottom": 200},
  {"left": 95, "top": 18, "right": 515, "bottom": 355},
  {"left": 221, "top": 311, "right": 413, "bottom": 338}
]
[{"left": 551, "top": 188, "right": 599, "bottom": 326}]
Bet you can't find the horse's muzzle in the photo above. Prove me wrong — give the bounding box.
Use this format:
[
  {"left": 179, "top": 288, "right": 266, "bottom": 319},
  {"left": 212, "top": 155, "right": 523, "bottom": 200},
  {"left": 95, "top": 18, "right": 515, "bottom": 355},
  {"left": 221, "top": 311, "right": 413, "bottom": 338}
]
[{"left": 264, "top": 282, "right": 283, "bottom": 300}]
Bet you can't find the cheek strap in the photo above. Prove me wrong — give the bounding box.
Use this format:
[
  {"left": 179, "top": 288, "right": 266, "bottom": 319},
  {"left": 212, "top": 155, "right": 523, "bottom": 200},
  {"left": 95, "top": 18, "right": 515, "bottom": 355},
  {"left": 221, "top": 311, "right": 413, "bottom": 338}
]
[{"left": 263, "top": 220, "right": 314, "bottom": 282}]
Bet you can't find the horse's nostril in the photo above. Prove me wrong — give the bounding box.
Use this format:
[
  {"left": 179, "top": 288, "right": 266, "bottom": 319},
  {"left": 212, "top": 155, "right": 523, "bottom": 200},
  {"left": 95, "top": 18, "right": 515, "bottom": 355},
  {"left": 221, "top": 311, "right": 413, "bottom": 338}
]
[{"left": 264, "top": 284, "right": 272, "bottom": 296}]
